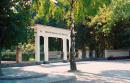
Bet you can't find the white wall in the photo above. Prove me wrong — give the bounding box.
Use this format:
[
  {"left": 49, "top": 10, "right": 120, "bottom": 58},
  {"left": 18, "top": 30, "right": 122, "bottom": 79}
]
[
  {"left": 78, "top": 49, "right": 130, "bottom": 59},
  {"left": 105, "top": 50, "right": 130, "bottom": 58}
]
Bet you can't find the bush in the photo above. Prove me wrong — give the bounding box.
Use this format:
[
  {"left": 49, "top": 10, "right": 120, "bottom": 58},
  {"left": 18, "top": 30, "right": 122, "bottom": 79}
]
[{"left": 1, "top": 51, "right": 35, "bottom": 61}]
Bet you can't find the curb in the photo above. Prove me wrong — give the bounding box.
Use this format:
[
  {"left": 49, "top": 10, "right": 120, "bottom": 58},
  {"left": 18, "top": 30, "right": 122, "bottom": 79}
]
[{"left": 1, "top": 62, "right": 43, "bottom": 68}]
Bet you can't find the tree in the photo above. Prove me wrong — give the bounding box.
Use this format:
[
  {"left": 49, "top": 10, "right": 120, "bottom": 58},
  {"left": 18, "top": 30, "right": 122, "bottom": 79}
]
[
  {"left": 109, "top": 0, "right": 130, "bottom": 49},
  {"left": 0, "top": 0, "right": 10, "bottom": 76},
  {"left": 89, "top": 0, "right": 130, "bottom": 57},
  {"left": 0, "top": 0, "right": 32, "bottom": 76},
  {"left": 74, "top": 0, "right": 111, "bottom": 59},
  {"left": 89, "top": 5, "right": 112, "bottom": 57},
  {"left": 69, "top": 0, "right": 77, "bottom": 71},
  {"left": 32, "top": 0, "right": 69, "bottom": 28}
]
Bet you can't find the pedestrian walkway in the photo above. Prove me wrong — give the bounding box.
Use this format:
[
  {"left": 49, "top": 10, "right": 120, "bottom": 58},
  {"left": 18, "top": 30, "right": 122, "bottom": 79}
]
[{"left": 1, "top": 60, "right": 130, "bottom": 83}]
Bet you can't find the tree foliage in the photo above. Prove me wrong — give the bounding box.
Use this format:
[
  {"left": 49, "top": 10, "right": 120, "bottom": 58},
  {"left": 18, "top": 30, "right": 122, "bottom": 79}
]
[
  {"left": 88, "top": 0, "right": 130, "bottom": 57},
  {"left": 0, "top": 0, "right": 32, "bottom": 48},
  {"left": 0, "top": 0, "right": 32, "bottom": 76}
]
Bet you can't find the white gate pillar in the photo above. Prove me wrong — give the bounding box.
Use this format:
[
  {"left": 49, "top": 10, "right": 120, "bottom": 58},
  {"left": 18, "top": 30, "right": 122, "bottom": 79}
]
[
  {"left": 44, "top": 36, "right": 49, "bottom": 63},
  {"left": 63, "top": 38, "right": 67, "bottom": 62},
  {"left": 69, "top": 38, "right": 71, "bottom": 53},
  {"left": 68, "top": 38, "right": 71, "bottom": 60},
  {"left": 35, "top": 32, "right": 40, "bottom": 62}
]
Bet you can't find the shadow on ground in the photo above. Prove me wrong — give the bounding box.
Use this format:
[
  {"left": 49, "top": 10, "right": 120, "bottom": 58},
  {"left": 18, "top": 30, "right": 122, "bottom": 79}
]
[
  {"left": 72, "top": 69, "right": 130, "bottom": 83},
  {"left": 1, "top": 67, "right": 46, "bottom": 80},
  {"left": 100, "top": 70, "right": 130, "bottom": 79}
]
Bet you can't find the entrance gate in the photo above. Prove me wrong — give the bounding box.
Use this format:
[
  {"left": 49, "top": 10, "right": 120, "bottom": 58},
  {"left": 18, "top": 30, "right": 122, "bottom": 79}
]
[{"left": 33, "top": 24, "right": 71, "bottom": 63}]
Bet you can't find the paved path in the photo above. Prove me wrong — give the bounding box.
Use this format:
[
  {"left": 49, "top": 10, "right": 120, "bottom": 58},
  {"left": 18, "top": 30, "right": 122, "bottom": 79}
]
[{"left": 1, "top": 60, "right": 130, "bottom": 83}]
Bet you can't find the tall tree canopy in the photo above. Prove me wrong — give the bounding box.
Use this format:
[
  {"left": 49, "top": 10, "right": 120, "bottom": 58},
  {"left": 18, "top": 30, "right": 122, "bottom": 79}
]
[
  {"left": 0, "top": 0, "right": 32, "bottom": 48},
  {"left": 88, "top": 0, "right": 130, "bottom": 57},
  {"left": 0, "top": 0, "right": 32, "bottom": 76}
]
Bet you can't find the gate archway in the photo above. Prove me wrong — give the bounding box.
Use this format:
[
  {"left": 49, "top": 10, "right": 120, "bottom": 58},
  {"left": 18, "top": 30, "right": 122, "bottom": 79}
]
[{"left": 33, "top": 24, "right": 71, "bottom": 63}]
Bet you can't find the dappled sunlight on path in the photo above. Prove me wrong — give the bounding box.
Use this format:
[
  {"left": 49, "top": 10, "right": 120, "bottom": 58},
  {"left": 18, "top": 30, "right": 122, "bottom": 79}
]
[
  {"left": 2, "top": 60, "right": 130, "bottom": 83},
  {"left": 74, "top": 71, "right": 130, "bottom": 83}
]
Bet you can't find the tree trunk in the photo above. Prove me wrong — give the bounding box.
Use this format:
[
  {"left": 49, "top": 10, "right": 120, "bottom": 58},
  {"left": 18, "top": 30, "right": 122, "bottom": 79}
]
[
  {"left": 69, "top": 0, "right": 77, "bottom": 71},
  {"left": 16, "top": 46, "right": 22, "bottom": 64},
  {"left": 89, "top": 49, "right": 93, "bottom": 59},
  {"left": 70, "top": 29, "right": 77, "bottom": 71},
  {"left": 96, "top": 43, "right": 105, "bottom": 58},
  {"left": 95, "top": 43, "right": 100, "bottom": 58},
  {"left": 96, "top": 32, "right": 105, "bottom": 58},
  {"left": 89, "top": 44, "right": 94, "bottom": 59},
  {"left": 99, "top": 33, "right": 105, "bottom": 58},
  {"left": 82, "top": 47, "right": 86, "bottom": 60}
]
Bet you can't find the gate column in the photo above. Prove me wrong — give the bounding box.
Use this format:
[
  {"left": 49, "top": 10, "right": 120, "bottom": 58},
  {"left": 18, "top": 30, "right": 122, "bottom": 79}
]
[
  {"left": 63, "top": 38, "right": 67, "bottom": 62},
  {"left": 44, "top": 36, "right": 49, "bottom": 64}
]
